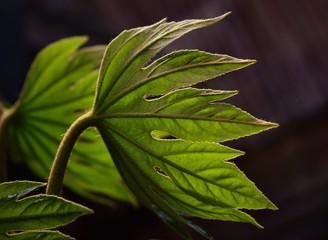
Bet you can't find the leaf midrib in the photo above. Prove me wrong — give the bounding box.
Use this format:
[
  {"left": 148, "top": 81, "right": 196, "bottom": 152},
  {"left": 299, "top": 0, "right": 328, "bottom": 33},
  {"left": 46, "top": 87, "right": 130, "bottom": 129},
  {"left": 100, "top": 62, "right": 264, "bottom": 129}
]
[{"left": 99, "top": 112, "right": 266, "bottom": 126}]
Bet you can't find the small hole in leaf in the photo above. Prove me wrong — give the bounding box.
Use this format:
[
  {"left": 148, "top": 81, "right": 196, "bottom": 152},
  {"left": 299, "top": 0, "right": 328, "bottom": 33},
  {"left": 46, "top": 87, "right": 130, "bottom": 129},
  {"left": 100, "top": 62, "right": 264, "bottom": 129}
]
[
  {"left": 153, "top": 166, "right": 170, "bottom": 178},
  {"left": 144, "top": 94, "right": 164, "bottom": 101},
  {"left": 151, "top": 130, "right": 178, "bottom": 140}
]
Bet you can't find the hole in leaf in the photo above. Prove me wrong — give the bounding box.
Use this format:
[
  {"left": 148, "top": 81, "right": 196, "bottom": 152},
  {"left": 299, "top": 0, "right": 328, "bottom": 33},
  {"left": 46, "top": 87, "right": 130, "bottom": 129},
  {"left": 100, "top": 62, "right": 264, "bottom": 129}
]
[
  {"left": 144, "top": 94, "right": 164, "bottom": 101},
  {"left": 151, "top": 130, "right": 178, "bottom": 140},
  {"left": 153, "top": 166, "right": 170, "bottom": 178}
]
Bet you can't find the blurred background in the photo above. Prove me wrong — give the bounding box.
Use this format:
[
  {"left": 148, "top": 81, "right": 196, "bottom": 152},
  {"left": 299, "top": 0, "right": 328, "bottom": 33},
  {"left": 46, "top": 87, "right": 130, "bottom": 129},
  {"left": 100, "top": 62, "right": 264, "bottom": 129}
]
[{"left": 1, "top": 0, "right": 327, "bottom": 239}]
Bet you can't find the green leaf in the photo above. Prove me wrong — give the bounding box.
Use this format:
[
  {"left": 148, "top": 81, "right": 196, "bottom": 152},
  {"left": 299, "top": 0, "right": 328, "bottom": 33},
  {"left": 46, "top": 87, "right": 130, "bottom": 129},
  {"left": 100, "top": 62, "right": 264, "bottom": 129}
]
[
  {"left": 0, "top": 231, "right": 75, "bottom": 240},
  {"left": 91, "top": 13, "right": 278, "bottom": 238},
  {"left": 0, "top": 193, "right": 92, "bottom": 233},
  {"left": 93, "top": 13, "right": 234, "bottom": 113},
  {"left": 0, "top": 180, "right": 45, "bottom": 199},
  {"left": 0, "top": 181, "right": 91, "bottom": 238},
  {"left": 5, "top": 37, "right": 136, "bottom": 206}
]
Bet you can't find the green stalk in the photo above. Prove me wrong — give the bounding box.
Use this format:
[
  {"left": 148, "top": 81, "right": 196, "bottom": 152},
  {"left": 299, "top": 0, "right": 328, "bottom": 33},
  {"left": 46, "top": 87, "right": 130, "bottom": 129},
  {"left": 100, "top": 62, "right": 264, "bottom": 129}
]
[{"left": 46, "top": 111, "right": 97, "bottom": 196}]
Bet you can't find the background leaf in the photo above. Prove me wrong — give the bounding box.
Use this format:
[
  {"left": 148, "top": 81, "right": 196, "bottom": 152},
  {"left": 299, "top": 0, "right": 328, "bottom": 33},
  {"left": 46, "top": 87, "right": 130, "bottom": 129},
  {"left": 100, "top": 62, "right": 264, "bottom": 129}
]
[
  {"left": 5, "top": 37, "right": 136, "bottom": 206},
  {"left": 92, "top": 14, "right": 278, "bottom": 238},
  {"left": 0, "top": 180, "right": 45, "bottom": 199},
  {"left": 0, "top": 194, "right": 92, "bottom": 233},
  {"left": 0, "top": 180, "right": 91, "bottom": 239}
]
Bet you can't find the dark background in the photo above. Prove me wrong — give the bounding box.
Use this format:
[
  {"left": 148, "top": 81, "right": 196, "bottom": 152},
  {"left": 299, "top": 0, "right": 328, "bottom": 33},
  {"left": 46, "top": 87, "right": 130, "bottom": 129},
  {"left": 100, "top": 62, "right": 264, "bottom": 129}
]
[{"left": 1, "top": 0, "right": 327, "bottom": 239}]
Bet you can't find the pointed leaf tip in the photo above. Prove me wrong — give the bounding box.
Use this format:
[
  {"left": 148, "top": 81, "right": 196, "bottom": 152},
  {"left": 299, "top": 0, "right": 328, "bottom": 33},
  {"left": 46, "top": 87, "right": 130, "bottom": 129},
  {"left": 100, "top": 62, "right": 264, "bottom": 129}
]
[{"left": 208, "top": 11, "right": 232, "bottom": 22}]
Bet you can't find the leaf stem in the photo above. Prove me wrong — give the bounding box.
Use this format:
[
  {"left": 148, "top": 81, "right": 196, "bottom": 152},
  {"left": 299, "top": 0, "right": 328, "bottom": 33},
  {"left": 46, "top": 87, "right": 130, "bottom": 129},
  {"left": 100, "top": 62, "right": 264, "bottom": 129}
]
[{"left": 46, "top": 112, "right": 97, "bottom": 195}]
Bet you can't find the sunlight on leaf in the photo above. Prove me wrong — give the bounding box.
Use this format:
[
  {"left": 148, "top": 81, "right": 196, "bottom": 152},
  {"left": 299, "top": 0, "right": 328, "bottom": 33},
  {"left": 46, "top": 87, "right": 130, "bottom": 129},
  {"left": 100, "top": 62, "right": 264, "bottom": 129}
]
[
  {"left": 3, "top": 12, "right": 278, "bottom": 240},
  {"left": 89, "top": 12, "right": 278, "bottom": 239}
]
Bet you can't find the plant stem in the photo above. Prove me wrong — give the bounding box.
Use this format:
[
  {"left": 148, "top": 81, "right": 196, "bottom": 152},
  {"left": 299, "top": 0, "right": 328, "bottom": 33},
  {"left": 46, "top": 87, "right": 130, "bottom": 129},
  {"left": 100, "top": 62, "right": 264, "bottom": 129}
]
[{"left": 46, "top": 112, "right": 96, "bottom": 196}]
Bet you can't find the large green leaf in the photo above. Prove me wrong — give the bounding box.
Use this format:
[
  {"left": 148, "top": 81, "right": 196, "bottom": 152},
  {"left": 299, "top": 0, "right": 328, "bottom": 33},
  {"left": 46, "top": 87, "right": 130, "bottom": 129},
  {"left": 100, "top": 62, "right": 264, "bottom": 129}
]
[
  {"left": 90, "top": 13, "right": 278, "bottom": 238},
  {"left": 5, "top": 37, "right": 136, "bottom": 205},
  {"left": 0, "top": 181, "right": 90, "bottom": 239}
]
